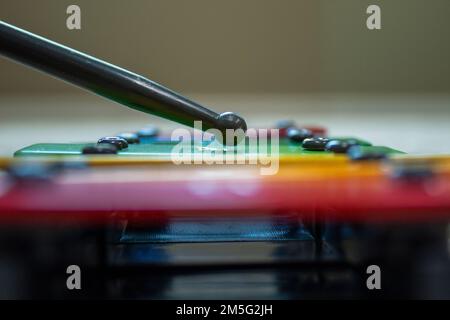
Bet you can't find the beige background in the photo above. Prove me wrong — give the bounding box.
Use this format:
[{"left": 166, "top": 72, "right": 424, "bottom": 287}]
[
  {"left": 0, "top": 1, "right": 449, "bottom": 156},
  {"left": 1, "top": 0, "right": 449, "bottom": 93}
]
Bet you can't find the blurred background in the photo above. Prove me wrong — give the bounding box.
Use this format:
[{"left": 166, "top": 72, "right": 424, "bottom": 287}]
[{"left": 1, "top": 0, "right": 449, "bottom": 155}]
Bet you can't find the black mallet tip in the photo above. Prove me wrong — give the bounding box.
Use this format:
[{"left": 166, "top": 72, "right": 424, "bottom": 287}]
[
  {"left": 215, "top": 112, "right": 247, "bottom": 145},
  {"left": 217, "top": 112, "right": 247, "bottom": 132}
]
